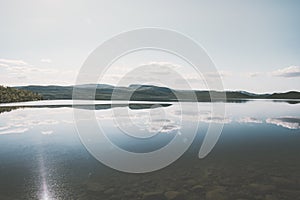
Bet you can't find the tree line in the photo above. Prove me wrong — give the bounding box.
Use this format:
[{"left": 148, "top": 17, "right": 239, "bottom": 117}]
[{"left": 0, "top": 85, "right": 42, "bottom": 103}]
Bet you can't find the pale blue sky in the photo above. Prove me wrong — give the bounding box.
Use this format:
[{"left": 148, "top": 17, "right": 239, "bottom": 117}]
[{"left": 0, "top": 0, "right": 299, "bottom": 92}]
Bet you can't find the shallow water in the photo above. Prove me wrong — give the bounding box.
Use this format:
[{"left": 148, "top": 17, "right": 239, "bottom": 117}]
[{"left": 0, "top": 100, "right": 299, "bottom": 200}]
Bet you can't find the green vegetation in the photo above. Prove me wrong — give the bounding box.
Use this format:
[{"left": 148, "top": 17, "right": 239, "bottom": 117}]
[
  {"left": 0, "top": 107, "right": 18, "bottom": 114},
  {"left": 0, "top": 86, "right": 42, "bottom": 103}
]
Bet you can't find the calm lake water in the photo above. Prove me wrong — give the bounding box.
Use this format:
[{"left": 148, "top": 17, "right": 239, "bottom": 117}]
[{"left": 0, "top": 100, "right": 299, "bottom": 200}]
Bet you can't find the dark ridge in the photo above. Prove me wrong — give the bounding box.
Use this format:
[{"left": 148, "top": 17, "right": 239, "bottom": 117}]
[{"left": 12, "top": 85, "right": 300, "bottom": 102}]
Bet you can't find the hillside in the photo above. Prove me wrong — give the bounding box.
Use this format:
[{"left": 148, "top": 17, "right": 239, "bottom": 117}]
[
  {"left": 268, "top": 91, "right": 300, "bottom": 99},
  {"left": 0, "top": 86, "right": 42, "bottom": 103},
  {"left": 14, "top": 84, "right": 300, "bottom": 102}
]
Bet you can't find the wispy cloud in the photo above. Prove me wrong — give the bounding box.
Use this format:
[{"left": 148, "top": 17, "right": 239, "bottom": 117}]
[
  {"left": 0, "top": 58, "right": 76, "bottom": 86},
  {"left": 0, "top": 63, "right": 9, "bottom": 67},
  {"left": 0, "top": 58, "right": 28, "bottom": 66},
  {"left": 101, "top": 62, "right": 189, "bottom": 89},
  {"left": 247, "top": 72, "right": 263, "bottom": 78},
  {"left": 272, "top": 66, "right": 300, "bottom": 78},
  {"left": 203, "top": 71, "right": 232, "bottom": 79},
  {"left": 0, "top": 58, "right": 47, "bottom": 73},
  {"left": 40, "top": 59, "right": 52, "bottom": 63}
]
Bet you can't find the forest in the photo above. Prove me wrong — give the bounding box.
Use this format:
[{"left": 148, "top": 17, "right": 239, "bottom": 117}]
[{"left": 0, "top": 85, "right": 42, "bottom": 103}]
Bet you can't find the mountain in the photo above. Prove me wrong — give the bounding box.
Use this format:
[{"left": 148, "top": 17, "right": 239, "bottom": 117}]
[
  {"left": 14, "top": 85, "right": 74, "bottom": 100},
  {"left": 14, "top": 84, "right": 177, "bottom": 101},
  {"left": 13, "top": 84, "right": 300, "bottom": 102},
  {"left": 268, "top": 91, "right": 300, "bottom": 99},
  {"left": 0, "top": 85, "right": 42, "bottom": 103}
]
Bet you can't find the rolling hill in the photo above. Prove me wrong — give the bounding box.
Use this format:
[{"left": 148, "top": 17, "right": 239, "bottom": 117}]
[{"left": 13, "top": 84, "right": 300, "bottom": 102}]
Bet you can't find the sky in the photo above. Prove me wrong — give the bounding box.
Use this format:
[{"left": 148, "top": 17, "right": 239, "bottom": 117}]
[{"left": 0, "top": 0, "right": 299, "bottom": 93}]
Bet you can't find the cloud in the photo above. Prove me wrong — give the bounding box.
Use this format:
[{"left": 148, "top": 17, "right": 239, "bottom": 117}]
[
  {"left": 139, "top": 62, "right": 182, "bottom": 70},
  {"left": 101, "top": 61, "right": 228, "bottom": 90},
  {"left": 0, "top": 58, "right": 44, "bottom": 73},
  {"left": 0, "top": 63, "right": 9, "bottom": 67},
  {"left": 40, "top": 59, "right": 52, "bottom": 63},
  {"left": 266, "top": 117, "right": 300, "bottom": 130},
  {"left": 204, "top": 70, "right": 232, "bottom": 78},
  {"left": 272, "top": 66, "right": 300, "bottom": 77},
  {"left": 102, "top": 62, "right": 186, "bottom": 88},
  {"left": 247, "top": 72, "right": 262, "bottom": 78},
  {"left": 238, "top": 117, "right": 263, "bottom": 124},
  {"left": 85, "top": 17, "right": 93, "bottom": 25},
  {"left": 0, "top": 58, "right": 28, "bottom": 66},
  {"left": 0, "top": 58, "right": 76, "bottom": 86}
]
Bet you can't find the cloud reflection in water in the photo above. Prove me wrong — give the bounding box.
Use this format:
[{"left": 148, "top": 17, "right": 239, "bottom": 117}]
[{"left": 266, "top": 117, "right": 300, "bottom": 130}]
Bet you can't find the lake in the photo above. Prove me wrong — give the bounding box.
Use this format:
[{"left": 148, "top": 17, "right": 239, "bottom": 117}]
[{"left": 0, "top": 100, "right": 299, "bottom": 200}]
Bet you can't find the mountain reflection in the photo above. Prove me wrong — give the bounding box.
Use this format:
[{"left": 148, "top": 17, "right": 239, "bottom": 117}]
[
  {"left": 0, "top": 103, "right": 172, "bottom": 114},
  {"left": 0, "top": 101, "right": 299, "bottom": 135}
]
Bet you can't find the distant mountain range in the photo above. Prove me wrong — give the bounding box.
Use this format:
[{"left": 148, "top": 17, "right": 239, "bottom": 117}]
[{"left": 13, "top": 84, "right": 300, "bottom": 102}]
